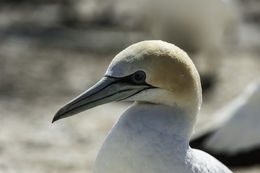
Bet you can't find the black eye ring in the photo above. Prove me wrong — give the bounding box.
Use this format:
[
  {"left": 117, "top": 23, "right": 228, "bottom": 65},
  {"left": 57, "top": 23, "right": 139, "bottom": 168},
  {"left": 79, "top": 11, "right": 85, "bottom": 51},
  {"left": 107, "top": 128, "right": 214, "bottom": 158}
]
[{"left": 131, "top": 71, "right": 146, "bottom": 84}]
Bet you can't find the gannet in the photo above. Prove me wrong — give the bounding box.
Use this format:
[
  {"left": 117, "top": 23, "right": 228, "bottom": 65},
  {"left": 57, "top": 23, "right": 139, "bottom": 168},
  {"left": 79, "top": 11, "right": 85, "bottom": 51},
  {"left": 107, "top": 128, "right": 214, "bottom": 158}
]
[
  {"left": 71, "top": 0, "right": 239, "bottom": 55},
  {"left": 53, "top": 40, "right": 232, "bottom": 173},
  {"left": 139, "top": 0, "right": 239, "bottom": 55},
  {"left": 191, "top": 80, "right": 260, "bottom": 167}
]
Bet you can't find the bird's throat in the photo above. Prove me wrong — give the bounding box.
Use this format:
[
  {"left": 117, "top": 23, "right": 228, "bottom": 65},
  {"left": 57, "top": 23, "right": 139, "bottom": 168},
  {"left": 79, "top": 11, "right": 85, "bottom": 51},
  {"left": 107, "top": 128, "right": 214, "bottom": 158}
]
[{"left": 93, "top": 103, "right": 195, "bottom": 173}]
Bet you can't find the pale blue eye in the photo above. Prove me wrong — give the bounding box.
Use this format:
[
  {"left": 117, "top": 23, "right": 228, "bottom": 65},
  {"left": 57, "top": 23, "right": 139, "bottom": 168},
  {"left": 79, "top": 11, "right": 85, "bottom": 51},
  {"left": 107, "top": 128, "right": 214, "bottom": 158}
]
[{"left": 131, "top": 71, "right": 146, "bottom": 84}]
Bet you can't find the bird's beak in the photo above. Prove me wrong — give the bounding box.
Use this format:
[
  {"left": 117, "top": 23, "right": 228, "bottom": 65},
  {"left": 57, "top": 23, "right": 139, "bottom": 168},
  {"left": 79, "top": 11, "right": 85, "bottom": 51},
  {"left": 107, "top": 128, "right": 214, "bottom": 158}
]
[{"left": 52, "top": 77, "right": 151, "bottom": 122}]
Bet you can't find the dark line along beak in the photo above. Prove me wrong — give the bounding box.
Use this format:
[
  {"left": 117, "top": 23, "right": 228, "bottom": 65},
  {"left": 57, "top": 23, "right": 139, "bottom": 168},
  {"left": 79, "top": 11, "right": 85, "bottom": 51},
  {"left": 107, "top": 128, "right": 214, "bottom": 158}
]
[{"left": 52, "top": 77, "right": 152, "bottom": 123}]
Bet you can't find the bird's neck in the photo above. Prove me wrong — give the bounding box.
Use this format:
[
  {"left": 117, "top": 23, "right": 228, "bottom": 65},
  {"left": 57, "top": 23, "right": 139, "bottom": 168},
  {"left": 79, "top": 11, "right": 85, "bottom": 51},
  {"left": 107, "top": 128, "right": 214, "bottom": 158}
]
[
  {"left": 119, "top": 102, "right": 196, "bottom": 143},
  {"left": 94, "top": 102, "right": 196, "bottom": 172}
]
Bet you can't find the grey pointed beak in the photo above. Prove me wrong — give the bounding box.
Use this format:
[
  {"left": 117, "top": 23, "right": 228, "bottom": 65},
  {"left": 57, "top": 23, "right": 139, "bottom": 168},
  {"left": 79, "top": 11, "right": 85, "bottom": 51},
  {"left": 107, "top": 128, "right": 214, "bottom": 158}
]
[{"left": 52, "top": 77, "right": 151, "bottom": 123}]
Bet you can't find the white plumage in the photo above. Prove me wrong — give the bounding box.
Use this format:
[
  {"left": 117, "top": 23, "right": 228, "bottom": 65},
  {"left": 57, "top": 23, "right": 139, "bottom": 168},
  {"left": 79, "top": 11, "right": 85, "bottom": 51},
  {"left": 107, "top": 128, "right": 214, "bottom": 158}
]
[
  {"left": 94, "top": 104, "right": 231, "bottom": 173},
  {"left": 199, "top": 80, "right": 260, "bottom": 154},
  {"left": 53, "top": 40, "right": 232, "bottom": 173},
  {"left": 190, "top": 80, "right": 260, "bottom": 167}
]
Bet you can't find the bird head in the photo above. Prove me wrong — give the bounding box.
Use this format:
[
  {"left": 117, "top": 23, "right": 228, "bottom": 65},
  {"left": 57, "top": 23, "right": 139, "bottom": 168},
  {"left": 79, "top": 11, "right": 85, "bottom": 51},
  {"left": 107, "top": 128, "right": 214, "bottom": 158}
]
[{"left": 53, "top": 40, "right": 202, "bottom": 122}]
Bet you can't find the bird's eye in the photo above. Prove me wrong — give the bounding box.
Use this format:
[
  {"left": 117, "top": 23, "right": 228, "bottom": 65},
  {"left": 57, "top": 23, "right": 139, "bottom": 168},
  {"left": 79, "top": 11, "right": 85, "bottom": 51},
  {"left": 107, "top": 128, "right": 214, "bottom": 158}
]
[{"left": 131, "top": 71, "right": 146, "bottom": 84}]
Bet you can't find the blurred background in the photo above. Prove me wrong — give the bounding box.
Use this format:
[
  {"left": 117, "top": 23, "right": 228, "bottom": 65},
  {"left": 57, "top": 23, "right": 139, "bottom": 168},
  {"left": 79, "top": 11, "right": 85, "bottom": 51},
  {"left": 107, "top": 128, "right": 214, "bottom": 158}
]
[{"left": 0, "top": 0, "right": 260, "bottom": 172}]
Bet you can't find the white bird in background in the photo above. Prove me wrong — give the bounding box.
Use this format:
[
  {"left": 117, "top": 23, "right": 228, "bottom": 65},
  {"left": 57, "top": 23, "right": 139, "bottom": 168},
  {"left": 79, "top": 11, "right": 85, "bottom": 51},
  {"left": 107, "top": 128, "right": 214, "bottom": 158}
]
[
  {"left": 191, "top": 80, "right": 260, "bottom": 167},
  {"left": 72, "top": 0, "right": 239, "bottom": 56},
  {"left": 53, "top": 40, "right": 232, "bottom": 173},
  {"left": 114, "top": 0, "right": 239, "bottom": 55}
]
